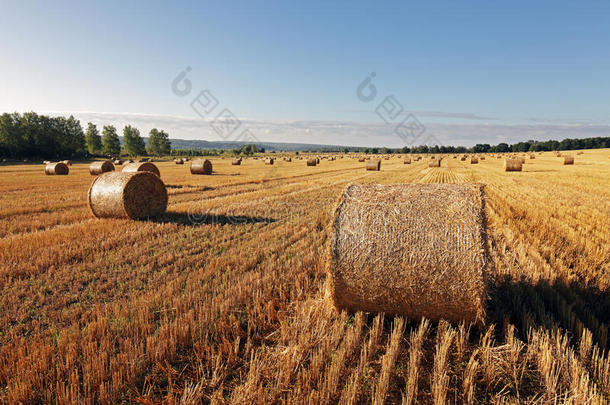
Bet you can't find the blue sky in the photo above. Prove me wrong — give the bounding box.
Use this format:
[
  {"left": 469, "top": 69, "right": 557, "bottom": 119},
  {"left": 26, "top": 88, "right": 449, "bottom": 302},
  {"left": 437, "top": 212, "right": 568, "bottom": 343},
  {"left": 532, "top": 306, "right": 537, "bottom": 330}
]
[{"left": 0, "top": 0, "right": 608, "bottom": 147}]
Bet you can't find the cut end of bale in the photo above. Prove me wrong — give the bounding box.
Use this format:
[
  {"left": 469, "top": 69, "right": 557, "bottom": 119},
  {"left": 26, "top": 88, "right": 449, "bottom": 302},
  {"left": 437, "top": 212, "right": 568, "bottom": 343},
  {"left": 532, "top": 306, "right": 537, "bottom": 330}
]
[
  {"left": 88, "top": 171, "right": 168, "bottom": 219},
  {"left": 327, "top": 183, "right": 487, "bottom": 324}
]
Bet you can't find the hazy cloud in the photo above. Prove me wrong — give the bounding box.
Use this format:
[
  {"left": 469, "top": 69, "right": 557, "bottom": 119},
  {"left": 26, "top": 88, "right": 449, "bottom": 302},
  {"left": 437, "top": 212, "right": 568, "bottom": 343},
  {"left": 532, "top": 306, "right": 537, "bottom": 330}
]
[{"left": 45, "top": 111, "right": 610, "bottom": 148}]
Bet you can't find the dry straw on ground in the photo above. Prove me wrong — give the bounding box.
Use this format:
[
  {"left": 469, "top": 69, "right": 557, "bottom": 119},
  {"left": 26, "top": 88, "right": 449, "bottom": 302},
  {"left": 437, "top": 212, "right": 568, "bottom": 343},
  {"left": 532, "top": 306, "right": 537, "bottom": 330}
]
[
  {"left": 307, "top": 158, "right": 317, "bottom": 166},
  {"left": 122, "top": 162, "right": 161, "bottom": 177},
  {"left": 366, "top": 159, "right": 381, "bottom": 171},
  {"left": 504, "top": 158, "right": 523, "bottom": 172},
  {"left": 563, "top": 155, "right": 574, "bottom": 165},
  {"left": 327, "top": 183, "right": 487, "bottom": 323},
  {"left": 89, "top": 160, "right": 115, "bottom": 175},
  {"left": 88, "top": 171, "right": 168, "bottom": 219},
  {"left": 428, "top": 159, "right": 441, "bottom": 168},
  {"left": 45, "top": 162, "right": 69, "bottom": 175},
  {"left": 190, "top": 159, "right": 213, "bottom": 175}
]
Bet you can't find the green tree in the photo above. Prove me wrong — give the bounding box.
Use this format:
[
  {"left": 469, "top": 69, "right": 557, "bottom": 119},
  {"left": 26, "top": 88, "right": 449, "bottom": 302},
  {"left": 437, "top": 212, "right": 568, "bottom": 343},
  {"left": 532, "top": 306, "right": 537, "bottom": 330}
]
[
  {"left": 85, "top": 123, "right": 102, "bottom": 155},
  {"left": 123, "top": 125, "right": 146, "bottom": 156},
  {"left": 147, "top": 128, "right": 171, "bottom": 156},
  {"left": 102, "top": 125, "right": 121, "bottom": 156}
]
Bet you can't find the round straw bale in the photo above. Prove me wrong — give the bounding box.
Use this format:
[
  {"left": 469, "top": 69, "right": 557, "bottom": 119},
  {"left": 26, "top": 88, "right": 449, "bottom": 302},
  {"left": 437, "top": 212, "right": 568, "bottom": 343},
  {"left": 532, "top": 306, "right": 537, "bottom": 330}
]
[
  {"left": 89, "top": 160, "right": 115, "bottom": 175},
  {"left": 45, "top": 162, "right": 69, "bottom": 175},
  {"left": 518, "top": 157, "right": 526, "bottom": 164},
  {"left": 504, "top": 158, "right": 522, "bottom": 171},
  {"left": 328, "top": 183, "right": 487, "bottom": 323},
  {"left": 190, "top": 159, "right": 213, "bottom": 174},
  {"left": 265, "top": 158, "right": 274, "bottom": 165},
  {"left": 62, "top": 160, "right": 72, "bottom": 166},
  {"left": 284, "top": 157, "right": 292, "bottom": 162},
  {"left": 88, "top": 171, "right": 167, "bottom": 219},
  {"left": 460, "top": 156, "right": 466, "bottom": 161},
  {"left": 366, "top": 159, "right": 381, "bottom": 171},
  {"left": 428, "top": 159, "right": 441, "bottom": 167},
  {"left": 114, "top": 159, "right": 123, "bottom": 165},
  {"left": 358, "top": 157, "right": 365, "bottom": 162},
  {"left": 576, "top": 151, "right": 583, "bottom": 155},
  {"left": 529, "top": 154, "right": 535, "bottom": 159},
  {"left": 470, "top": 156, "right": 479, "bottom": 164},
  {"left": 563, "top": 155, "right": 574, "bottom": 165},
  {"left": 122, "top": 162, "right": 161, "bottom": 177},
  {"left": 479, "top": 156, "right": 485, "bottom": 160},
  {"left": 307, "top": 158, "right": 317, "bottom": 166},
  {"left": 404, "top": 157, "right": 411, "bottom": 164},
  {"left": 232, "top": 158, "right": 242, "bottom": 165},
  {"left": 43, "top": 160, "right": 51, "bottom": 164},
  {"left": 174, "top": 158, "right": 184, "bottom": 164}
]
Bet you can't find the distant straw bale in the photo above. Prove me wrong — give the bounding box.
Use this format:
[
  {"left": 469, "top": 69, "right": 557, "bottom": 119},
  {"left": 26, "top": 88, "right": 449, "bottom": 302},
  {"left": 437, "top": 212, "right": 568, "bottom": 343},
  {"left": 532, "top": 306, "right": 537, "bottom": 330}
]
[
  {"left": 232, "top": 158, "right": 242, "bottom": 165},
  {"left": 428, "top": 159, "right": 441, "bottom": 167},
  {"left": 89, "top": 160, "right": 115, "bottom": 175},
  {"left": 88, "top": 171, "right": 167, "bottom": 219},
  {"left": 122, "top": 162, "right": 161, "bottom": 177},
  {"left": 404, "top": 157, "right": 411, "bottom": 164},
  {"left": 327, "top": 183, "right": 487, "bottom": 323},
  {"left": 45, "top": 162, "right": 69, "bottom": 175},
  {"left": 563, "top": 155, "right": 574, "bottom": 165},
  {"left": 190, "top": 159, "right": 213, "bottom": 174},
  {"left": 265, "top": 158, "right": 274, "bottom": 165},
  {"left": 174, "top": 158, "right": 184, "bottom": 164},
  {"left": 504, "top": 158, "right": 523, "bottom": 172},
  {"left": 366, "top": 159, "right": 381, "bottom": 171},
  {"left": 307, "top": 158, "right": 317, "bottom": 166},
  {"left": 470, "top": 156, "right": 478, "bottom": 164}
]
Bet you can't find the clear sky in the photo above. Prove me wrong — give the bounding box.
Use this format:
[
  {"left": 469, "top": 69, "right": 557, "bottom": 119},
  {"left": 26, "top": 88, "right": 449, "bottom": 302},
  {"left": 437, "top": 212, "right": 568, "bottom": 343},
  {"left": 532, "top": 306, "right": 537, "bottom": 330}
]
[{"left": 0, "top": 0, "right": 608, "bottom": 147}]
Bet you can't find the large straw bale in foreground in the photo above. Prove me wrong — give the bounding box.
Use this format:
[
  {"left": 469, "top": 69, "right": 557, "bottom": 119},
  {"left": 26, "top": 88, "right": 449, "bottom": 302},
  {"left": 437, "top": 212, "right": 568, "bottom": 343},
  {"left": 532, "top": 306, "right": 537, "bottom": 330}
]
[
  {"left": 45, "top": 162, "right": 69, "bottom": 175},
  {"left": 88, "top": 172, "right": 167, "bottom": 219},
  {"left": 122, "top": 162, "right": 161, "bottom": 177},
  {"left": 190, "top": 159, "right": 213, "bottom": 174},
  {"left": 89, "top": 160, "right": 115, "bottom": 175},
  {"left": 328, "top": 183, "right": 487, "bottom": 323}
]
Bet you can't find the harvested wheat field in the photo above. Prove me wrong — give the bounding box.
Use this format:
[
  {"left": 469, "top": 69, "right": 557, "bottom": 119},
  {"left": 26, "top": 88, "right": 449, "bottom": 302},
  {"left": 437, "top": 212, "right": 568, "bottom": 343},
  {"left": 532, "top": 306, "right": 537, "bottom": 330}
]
[{"left": 1, "top": 150, "right": 610, "bottom": 403}]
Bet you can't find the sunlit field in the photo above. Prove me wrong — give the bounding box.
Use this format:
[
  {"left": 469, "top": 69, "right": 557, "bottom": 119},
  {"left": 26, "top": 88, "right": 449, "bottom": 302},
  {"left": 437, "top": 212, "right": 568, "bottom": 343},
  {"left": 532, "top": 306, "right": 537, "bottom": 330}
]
[{"left": 1, "top": 150, "right": 609, "bottom": 403}]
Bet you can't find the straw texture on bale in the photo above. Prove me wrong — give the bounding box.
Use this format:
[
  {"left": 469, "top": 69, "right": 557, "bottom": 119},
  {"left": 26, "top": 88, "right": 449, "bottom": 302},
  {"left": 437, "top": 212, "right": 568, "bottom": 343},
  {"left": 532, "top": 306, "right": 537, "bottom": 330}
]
[
  {"left": 428, "top": 159, "right": 441, "bottom": 167},
  {"left": 366, "top": 159, "right": 381, "bottom": 171},
  {"left": 563, "top": 155, "right": 574, "bottom": 165},
  {"left": 45, "top": 162, "right": 69, "bottom": 175},
  {"left": 328, "top": 183, "right": 487, "bottom": 323},
  {"left": 404, "top": 157, "right": 411, "bottom": 164},
  {"left": 307, "top": 158, "right": 317, "bottom": 166},
  {"left": 88, "top": 171, "right": 168, "bottom": 219},
  {"left": 232, "top": 158, "right": 242, "bottom": 165},
  {"left": 89, "top": 160, "right": 115, "bottom": 175},
  {"left": 122, "top": 162, "right": 161, "bottom": 177},
  {"left": 62, "top": 160, "right": 72, "bottom": 166},
  {"left": 504, "top": 158, "right": 523, "bottom": 172},
  {"left": 190, "top": 159, "right": 213, "bottom": 175},
  {"left": 265, "top": 158, "right": 274, "bottom": 165},
  {"left": 470, "top": 157, "right": 479, "bottom": 164}
]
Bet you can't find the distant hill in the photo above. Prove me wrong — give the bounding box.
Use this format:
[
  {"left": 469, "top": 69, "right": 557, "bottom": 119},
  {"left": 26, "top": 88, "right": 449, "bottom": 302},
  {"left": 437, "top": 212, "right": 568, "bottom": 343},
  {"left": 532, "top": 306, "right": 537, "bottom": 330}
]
[{"left": 132, "top": 137, "right": 351, "bottom": 152}]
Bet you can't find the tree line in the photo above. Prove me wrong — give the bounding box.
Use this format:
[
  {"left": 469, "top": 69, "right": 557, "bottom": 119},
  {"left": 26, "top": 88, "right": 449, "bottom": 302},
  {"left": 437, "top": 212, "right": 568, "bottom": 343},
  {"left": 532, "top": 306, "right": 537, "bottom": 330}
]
[{"left": 0, "top": 112, "right": 171, "bottom": 159}]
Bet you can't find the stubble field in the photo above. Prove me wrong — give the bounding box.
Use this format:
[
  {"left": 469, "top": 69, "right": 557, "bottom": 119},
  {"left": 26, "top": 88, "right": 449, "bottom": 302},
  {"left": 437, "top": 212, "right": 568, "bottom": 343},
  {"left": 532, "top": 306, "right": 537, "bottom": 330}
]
[{"left": 1, "top": 150, "right": 609, "bottom": 404}]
